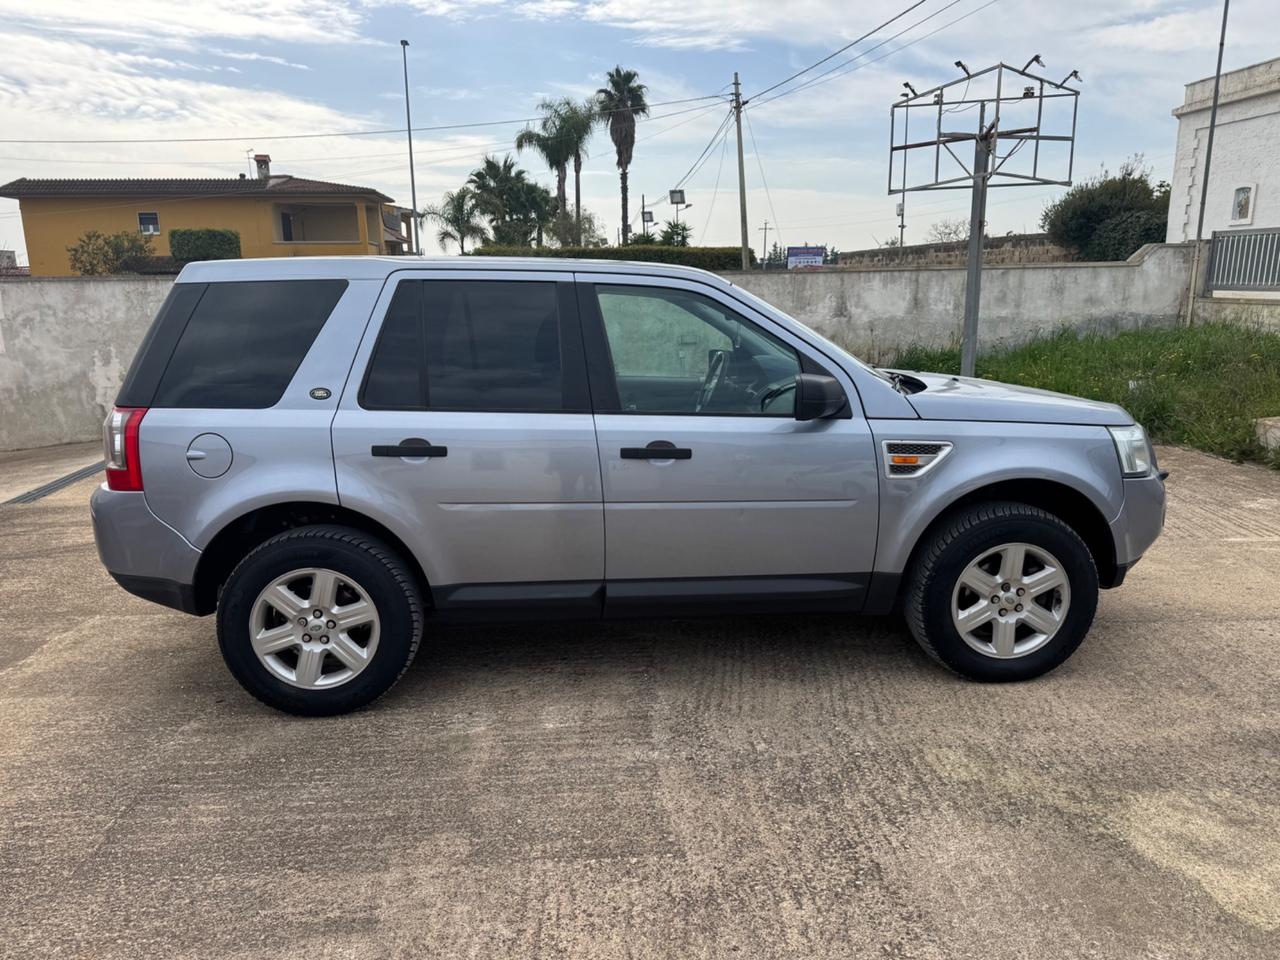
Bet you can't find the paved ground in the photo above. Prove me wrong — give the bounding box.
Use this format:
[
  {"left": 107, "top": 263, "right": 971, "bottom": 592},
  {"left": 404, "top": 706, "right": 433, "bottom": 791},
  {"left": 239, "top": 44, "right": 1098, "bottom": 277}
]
[{"left": 1, "top": 445, "right": 1278, "bottom": 959}]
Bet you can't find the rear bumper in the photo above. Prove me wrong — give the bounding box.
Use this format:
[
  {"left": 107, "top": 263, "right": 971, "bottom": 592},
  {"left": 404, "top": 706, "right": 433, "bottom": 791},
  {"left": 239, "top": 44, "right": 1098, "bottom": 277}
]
[
  {"left": 90, "top": 484, "right": 203, "bottom": 615},
  {"left": 1108, "top": 472, "right": 1167, "bottom": 581}
]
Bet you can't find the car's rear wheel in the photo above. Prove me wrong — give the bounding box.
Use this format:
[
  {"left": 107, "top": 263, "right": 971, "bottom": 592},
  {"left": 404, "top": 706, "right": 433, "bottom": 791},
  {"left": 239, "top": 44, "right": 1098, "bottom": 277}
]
[
  {"left": 216, "top": 525, "right": 423, "bottom": 715},
  {"left": 904, "top": 502, "right": 1098, "bottom": 681}
]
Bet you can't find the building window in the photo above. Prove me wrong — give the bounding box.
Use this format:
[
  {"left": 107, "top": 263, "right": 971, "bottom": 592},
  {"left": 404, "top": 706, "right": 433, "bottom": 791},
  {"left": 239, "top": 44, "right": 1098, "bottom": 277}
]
[
  {"left": 138, "top": 212, "right": 160, "bottom": 235},
  {"left": 1230, "top": 185, "right": 1255, "bottom": 226}
]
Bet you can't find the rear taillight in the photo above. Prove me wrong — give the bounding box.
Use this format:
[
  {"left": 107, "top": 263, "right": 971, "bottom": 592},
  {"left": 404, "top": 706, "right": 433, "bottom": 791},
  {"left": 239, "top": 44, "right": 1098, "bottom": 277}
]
[{"left": 103, "top": 406, "right": 147, "bottom": 491}]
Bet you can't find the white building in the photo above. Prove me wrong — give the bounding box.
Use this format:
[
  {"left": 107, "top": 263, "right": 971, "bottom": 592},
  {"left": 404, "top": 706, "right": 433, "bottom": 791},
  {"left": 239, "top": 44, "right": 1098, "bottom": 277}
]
[{"left": 1166, "top": 56, "right": 1280, "bottom": 242}]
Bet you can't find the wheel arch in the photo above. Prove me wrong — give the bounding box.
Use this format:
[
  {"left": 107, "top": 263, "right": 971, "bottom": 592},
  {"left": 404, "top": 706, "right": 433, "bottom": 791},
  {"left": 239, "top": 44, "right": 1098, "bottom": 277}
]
[
  {"left": 192, "top": 501, "right": 432, "bottom": 616},
  {"left": 903, "top": 479, "right": 1118, "bottom": 592}
]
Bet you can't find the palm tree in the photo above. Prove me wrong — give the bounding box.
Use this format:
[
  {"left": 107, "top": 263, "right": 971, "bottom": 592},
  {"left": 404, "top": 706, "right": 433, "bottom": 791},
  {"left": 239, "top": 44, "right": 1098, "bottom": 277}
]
[
  {"left": 596, "top": 67, "right": 649, "bottom": 243},
  {"left": 420, "top": 187, "right": 488, "bottom": 254},
  {"left": 557, "top": 99, "right": 596, "bottom": 245},
  {"left": 467, "top": 154, "right": 529, "bottom": 234},
  {"left": 515, "top": 101, "right": 573, "bottom": 217}
]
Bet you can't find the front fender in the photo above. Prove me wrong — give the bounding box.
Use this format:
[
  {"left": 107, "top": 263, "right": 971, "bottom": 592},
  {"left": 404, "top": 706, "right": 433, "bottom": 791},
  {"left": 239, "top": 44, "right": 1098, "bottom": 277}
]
[{"left": 870, "top": 419, "right": 1122, "bottom": 574}]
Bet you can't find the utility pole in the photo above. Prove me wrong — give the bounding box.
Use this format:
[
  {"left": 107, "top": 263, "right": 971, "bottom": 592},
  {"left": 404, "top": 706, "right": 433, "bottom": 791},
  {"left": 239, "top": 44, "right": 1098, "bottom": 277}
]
[
  {"left": 732, "top": 73, "right": 751, "bottom": 270},
  {"left": 400, "top": 40, "right": 419, "bottom": 255},
  {"left": 897, "top": 198, "right": 906, "bottom": 249},
  {"left": 758, "top": 220, "right": 770, "bottom": 269},
  {"left": 1188, "top": 0, "right": 1231, "bottom": 322},
  {"left": 960, "top": 105, "right": 993, "bottom": 378}
]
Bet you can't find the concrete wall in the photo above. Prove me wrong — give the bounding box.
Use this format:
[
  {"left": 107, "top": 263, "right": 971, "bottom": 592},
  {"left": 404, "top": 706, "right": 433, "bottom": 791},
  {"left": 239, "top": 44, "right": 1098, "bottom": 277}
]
[
  {"left": 0, "top": 243, "right": 1197, "bottom": 451},
  {"left": 730, "top": 243, "right": 1195, "bottom": 362},
  {"left": 0, "top": 276, "right": 171, "bottom": 451}
]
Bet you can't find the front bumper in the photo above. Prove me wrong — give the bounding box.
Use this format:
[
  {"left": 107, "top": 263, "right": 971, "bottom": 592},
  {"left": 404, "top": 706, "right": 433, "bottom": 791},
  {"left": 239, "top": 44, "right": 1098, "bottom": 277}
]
[
  {"left": 1108, "top": 472, "right": 1167, "bottom": 579},
  {"left": 90, "top": 484, "right": 203, "bottom": 615}
]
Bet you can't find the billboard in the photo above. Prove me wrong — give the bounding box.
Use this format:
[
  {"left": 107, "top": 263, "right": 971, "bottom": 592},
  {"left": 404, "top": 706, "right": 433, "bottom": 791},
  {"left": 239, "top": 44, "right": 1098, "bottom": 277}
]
[{"left": 786, "top": 245, "right": 826, "bottom": 270}]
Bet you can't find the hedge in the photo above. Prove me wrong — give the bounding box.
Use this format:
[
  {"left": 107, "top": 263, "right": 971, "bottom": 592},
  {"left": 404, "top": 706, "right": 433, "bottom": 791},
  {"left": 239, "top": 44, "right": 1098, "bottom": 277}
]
[
  {"left": 169, "top": 228, "right": 242, "bottom": 263},
  {"left": 470, "top": 245, "right": 754, "bottom": 271}
]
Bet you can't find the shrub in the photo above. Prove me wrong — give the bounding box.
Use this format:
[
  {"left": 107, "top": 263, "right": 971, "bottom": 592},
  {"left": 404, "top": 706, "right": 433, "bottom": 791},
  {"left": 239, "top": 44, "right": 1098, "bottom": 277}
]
[
  {"left": 470, "top": 245, "right": 753, "bottom": 271},
  {"left": 1040, "top": 157, "right": 1169, "bottom": 261},
  {"left": 66, "top": 230, "right": 154, "bottom": 276},
  {"left": 169, "top": 228, "right": 241, "bottom": 263}
]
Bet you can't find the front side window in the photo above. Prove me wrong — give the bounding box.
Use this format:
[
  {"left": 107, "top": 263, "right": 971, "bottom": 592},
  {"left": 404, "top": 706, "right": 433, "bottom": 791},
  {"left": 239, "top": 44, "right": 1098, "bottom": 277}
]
[
  {"left": 361, "top": 279, "right": 569, "bottom": 412},
  {"left": 151, "top": 279, "right": 347, "bottom": 408},
  {"left": 593, "top": 285, "right": 800, "bottom": 415},
  {"left": 138, "top": 212, "right": 160, "bottom": 235}
]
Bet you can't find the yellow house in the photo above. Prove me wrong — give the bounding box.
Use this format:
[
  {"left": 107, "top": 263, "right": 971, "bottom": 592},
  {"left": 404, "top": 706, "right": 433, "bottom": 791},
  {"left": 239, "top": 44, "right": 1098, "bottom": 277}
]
[{"left": 1, "top": 156, "right": 412, "bottom": 276}]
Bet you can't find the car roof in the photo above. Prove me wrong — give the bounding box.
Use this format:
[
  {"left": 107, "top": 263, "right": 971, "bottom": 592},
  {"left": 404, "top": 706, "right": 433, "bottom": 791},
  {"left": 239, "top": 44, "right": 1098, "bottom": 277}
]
[{"left": 176, "top": 255, "right": 734, "bottom": 290}]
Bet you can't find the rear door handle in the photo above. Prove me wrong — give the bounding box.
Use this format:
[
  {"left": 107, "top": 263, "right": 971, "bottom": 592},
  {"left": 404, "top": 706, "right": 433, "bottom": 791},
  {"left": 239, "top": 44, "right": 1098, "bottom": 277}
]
[
  {"left": 371, "top": 438, "right": 448, "bottom": 459},
  {"left": 621, "top": 443, "right": 692, "bottom": 460}
]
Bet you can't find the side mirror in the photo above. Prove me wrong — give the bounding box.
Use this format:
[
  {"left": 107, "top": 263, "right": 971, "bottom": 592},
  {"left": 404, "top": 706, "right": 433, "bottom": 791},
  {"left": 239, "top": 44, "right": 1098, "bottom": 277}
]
[{"left": 795, "top": 374, "right": 847, "bottom": 421}]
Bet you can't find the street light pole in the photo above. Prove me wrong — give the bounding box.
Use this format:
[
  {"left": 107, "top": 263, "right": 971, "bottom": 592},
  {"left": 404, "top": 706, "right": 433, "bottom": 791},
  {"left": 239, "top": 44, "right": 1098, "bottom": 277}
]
[{"left": 400, "top": 39, "right": 419, "bottom": 255}]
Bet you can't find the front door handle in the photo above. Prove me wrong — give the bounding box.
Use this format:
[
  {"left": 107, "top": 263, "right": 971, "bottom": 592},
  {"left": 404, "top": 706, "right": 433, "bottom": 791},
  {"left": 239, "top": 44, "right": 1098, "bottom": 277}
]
[
  {"left": 621, "top": 442, "right": 692, "bottom": 461},
  {"left": 371, "top": 438, "right": 448, "bottom": 459}
]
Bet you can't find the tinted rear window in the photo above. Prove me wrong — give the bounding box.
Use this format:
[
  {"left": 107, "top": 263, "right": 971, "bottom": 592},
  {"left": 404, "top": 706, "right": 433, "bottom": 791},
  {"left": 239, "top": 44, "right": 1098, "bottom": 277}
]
[
  {"left": 361, "top": 279, "right": 567, "bottom": 412},
  {"left": 150, "top": 280, "right": 347, "bottom": 408}
]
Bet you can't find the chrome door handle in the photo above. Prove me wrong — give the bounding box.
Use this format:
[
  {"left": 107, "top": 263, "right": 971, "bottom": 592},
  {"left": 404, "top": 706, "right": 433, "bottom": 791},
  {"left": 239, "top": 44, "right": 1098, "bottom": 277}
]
[{"left": 185, "top": 449, "right": 208, "bottom": 461}]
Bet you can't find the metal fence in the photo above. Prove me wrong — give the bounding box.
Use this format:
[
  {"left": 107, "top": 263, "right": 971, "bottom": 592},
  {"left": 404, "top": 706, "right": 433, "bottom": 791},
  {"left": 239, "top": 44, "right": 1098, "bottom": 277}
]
[{"left": 1206, "top": 228, "right": 1280, "bottom": 292}]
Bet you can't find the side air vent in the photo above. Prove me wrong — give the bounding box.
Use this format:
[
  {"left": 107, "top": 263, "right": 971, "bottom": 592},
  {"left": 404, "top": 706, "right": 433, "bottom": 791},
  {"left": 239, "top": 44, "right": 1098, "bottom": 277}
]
[{"left": 882, "top": 440, "right": 953, "bottom": 478}]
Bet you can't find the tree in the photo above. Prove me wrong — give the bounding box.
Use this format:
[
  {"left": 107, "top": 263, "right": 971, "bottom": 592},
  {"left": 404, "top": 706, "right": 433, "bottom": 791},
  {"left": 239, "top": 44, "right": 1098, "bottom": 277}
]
[
  {"left": 925, "top": 218, "right": 969, "bottom": 244},
  {"left": 515, "top": 100, "right": 573, "bottom": 216},
  {"left": 467, "top": 154, "right": 532, "bottom": 244},
  {"left": 549, "top": 208, "right": 608, "bottom": 248},
  {"left": 1040, "top": 156, "right": 1169, "bottom": 261},
  {"left": 596, "top": 66, "right": 649, "bottom": 243},
  {"left": 421, "top": 187, "right": 488, "bottom": 253},
  {"left": 558, "top": 99, "right": 596, "bottom": 245},
  {"left": 658, "top": 219, "right": 691, "bottom": 247},
  {"left": 66, "top": 230, "right": 153, "bottom": 275}
]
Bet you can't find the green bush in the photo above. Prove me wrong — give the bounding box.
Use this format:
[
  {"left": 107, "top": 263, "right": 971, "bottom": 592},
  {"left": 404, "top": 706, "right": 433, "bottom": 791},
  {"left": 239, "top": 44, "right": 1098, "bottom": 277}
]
[
  {"left": 1040, "top": 158, "right": 1169, "bottom": 261},
  {"left": 169, "top": 228, "right": 241, "bottom": 263},
  {"left": 470, "top": 245, "right": 753, "bottom": 271},
  {"left": 892, "top": 324, "right": 1280, "bottom": 467},
  {"left": 66, "top": 230, "right": 154, "bottom": 276}
]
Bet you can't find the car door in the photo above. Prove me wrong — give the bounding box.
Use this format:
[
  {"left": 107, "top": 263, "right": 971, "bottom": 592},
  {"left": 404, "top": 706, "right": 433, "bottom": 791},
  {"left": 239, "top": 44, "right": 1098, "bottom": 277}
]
[
  {"left": 576, "top": 275, "right": 880, "bottom": 615},
  {"left": 332, "top": 270, "right": 605, "bottom": 618}
]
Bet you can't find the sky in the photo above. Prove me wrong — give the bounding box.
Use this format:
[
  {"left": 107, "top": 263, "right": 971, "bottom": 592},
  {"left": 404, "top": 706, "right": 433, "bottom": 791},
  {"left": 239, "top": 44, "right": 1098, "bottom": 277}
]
[{"left": 0, "top": 0, "right": 1272, "bottom": 262}]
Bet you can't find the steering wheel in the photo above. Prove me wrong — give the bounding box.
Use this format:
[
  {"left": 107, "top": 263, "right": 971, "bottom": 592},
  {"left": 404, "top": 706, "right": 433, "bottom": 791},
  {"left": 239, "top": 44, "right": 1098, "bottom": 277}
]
[
  {"left": 695, "top": 350, "right": 727, "bottom": 413},
  {"left": 757, "top": 377, "right": 797, "bottom": 413}
]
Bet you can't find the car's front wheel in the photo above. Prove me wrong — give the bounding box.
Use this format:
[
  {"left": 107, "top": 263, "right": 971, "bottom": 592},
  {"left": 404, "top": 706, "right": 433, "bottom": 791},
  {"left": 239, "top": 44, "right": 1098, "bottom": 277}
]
[
  {"left": 904, "top": 502, "right": 1098, "bottom": 681},
  {"left": 216, "top": 525, "right": 424, "bottom": 715}
]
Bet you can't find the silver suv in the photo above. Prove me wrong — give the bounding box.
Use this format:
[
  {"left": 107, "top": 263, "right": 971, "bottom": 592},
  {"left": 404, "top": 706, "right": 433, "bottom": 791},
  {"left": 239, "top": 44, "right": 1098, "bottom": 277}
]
[{"left": 91, "top": 257, "right": 1166, "bottom": 715}]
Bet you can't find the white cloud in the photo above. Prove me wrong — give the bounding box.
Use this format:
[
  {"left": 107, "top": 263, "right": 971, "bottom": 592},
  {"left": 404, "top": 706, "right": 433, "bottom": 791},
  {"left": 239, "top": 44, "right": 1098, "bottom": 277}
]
[
  {"left": 0, "top": 0, "right": 366, "bottom": 46},
  {"left": 214, "top": 50, "right": 313, "bottom": 71}
]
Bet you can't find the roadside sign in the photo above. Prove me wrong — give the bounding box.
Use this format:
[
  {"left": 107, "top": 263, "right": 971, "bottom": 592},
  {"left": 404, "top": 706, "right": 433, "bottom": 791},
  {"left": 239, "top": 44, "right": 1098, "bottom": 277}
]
[{"left": 786, "top": 245, "right": 826, "bottom": 269}]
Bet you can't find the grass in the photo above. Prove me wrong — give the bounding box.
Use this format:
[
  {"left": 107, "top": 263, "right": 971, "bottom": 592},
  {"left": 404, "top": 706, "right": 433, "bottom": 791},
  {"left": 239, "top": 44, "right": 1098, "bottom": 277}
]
[{"left": 890, "top": 323, "right": 1280, "bottom": 468}]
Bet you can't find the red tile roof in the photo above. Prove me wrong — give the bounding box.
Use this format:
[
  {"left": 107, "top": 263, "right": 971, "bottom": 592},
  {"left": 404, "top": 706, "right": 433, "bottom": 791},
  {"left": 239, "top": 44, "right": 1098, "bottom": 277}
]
[{"left": 0, "top": 176, "right": 393, "bottom": 202}]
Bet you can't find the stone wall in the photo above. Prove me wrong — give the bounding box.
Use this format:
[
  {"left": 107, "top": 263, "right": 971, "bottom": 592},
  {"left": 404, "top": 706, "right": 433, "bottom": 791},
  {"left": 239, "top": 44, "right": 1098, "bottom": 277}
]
[{"left": 835, "top": 233, "right": 1072, "bottom": 270}]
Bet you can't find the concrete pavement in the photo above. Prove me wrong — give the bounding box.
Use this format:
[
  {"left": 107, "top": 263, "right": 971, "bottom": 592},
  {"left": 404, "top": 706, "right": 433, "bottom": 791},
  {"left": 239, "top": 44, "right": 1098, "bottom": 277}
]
[{"left": 0, "top": 446, "right": 1278, "bottom": 958}]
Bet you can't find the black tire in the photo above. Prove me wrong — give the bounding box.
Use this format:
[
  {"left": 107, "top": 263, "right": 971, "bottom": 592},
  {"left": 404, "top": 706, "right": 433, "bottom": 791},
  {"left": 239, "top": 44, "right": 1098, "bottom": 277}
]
[
  {"left": 216, "top": 524, "right": 424, "bottom": 716},
  {"left": 904, "top": 501, "right": 1098, "bottom": 682}
]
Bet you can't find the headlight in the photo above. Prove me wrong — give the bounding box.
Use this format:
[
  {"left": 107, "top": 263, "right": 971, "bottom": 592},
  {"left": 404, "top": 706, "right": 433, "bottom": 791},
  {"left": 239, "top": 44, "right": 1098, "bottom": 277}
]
[{"left": 1108, "top": 424, "right": 1153, "bottom": 477}]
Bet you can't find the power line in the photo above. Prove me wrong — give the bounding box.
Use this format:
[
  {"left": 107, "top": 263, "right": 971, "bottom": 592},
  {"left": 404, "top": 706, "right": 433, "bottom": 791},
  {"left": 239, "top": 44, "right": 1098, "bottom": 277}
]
[
  {"left": 744, "top": 112, "right": 783, "bottom": 251},
  {"left": 0, "top": 95, "right": 728, "bottom": 146},
  {"left": 750, "top": 0, "right": 996, "bottom": 109},
  {"left": 699, "top": 134, "right": 731, "bottom": 243},
  {"left": 748, "top": 0, "right": 931, "bottom": 102},
  {"left": 674, "top": 110, "right": 734, "bottom": 190}
]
